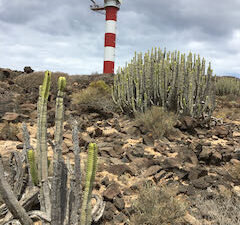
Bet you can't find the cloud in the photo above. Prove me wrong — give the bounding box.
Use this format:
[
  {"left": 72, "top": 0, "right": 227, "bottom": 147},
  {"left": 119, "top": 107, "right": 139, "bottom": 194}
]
[{"left": 0, "top": 0, "right": 239, "bottom": 76}]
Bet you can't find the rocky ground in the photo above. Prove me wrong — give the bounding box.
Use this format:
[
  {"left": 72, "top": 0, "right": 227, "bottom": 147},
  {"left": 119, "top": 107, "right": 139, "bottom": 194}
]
[{"left": 1, "top": 67, "right": 240, "bottom": 224}]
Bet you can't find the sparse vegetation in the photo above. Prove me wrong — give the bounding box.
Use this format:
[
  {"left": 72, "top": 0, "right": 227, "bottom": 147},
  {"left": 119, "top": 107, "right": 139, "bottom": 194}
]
[
  {"left": 130, "top": 182, "right": 188, "bottom": 225},
  {"left": 1, "top": 58, "right": 240, "bottom": 225},
  {"left": 134, "top": 106, "right": 177, "bottom": 139},
  {"left": 0, "top": 71, "right": 105, "bottom": 224}
]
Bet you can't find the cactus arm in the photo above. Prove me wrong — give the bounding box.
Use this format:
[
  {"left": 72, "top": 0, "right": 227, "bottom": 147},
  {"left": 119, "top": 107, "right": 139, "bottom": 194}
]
[
  {"left": 27, "top": 150, "right": 39, "bottom": 186},
  {"left": 54, "top": 77, "right": 66, "bottom": 148},
  {"left": 80, "top": 143, "right": 98, "bottom": 225},
  {"left": 36, "top": 85, "right": 42, "bottom": 181},
  {"left": 39, "top": 71, "right": 51, "bottom": 182}
]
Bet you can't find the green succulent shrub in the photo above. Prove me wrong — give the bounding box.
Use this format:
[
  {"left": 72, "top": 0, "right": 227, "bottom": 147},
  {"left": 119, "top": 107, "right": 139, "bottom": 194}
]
[
  {"left": 215, "top": 76, "right": 240, "bottom": 96},
  {"left": 112, "top": 47, "right": 216, "bottom": 120}
]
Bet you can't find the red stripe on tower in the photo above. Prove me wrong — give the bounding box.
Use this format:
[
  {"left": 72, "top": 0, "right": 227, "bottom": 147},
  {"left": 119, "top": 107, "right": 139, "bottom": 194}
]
[
  {"left": 106, "top": 6, "right": 118, "bottom": 21},
  {"left": 103, "top": 1, "right": 120, "bottom": 74},
  {"left": 104, "top": 61, "right": 115, "bottom": 74},
  {"left": 105, "top": 33, "right": 116, "bottom": 48}
]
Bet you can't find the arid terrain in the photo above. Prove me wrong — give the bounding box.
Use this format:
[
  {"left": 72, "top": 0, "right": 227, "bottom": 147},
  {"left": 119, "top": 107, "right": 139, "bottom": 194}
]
[{"left": 1, "top": 67, "right": 240, "bottom": 225}]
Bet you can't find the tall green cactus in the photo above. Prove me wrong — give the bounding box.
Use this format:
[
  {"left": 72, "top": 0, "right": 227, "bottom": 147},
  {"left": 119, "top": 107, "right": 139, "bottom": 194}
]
[
  {"left": 80, "top": 143, "right": 98, "bottom": 225},
  {"left": 37, "top": 71, "right": 51, "bottom": 180},
  {"left": 36, "top": 71, "right": 51, "bottom": 213}
]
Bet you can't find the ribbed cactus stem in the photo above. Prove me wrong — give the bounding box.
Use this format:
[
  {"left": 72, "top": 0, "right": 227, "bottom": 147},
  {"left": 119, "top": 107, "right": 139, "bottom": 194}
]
[
  {"left": 27, "top": 149, "right": 39, "bottom": 186},
  {"left": 58, "top": 76, "right": 66, "bottom": 92},
  {"left": 51, "top": 76, "right": 66, "bottom": 224},
  {"left": 80, "top": 143, "right": 98, "bottom": 225},
  {"left": 37, "top": 70, "right": 51, "bottom": 213},
  {"left": 40, "top": 71, "right": 51, "bottom": 182},
  {"left": 54, "top": 77, "right": 66, "bottom": 148}
]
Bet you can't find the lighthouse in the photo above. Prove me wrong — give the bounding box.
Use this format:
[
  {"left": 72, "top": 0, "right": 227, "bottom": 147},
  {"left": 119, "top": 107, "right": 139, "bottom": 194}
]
[{"left": 90, "top": 0, "right": 122, "bottom": 74}]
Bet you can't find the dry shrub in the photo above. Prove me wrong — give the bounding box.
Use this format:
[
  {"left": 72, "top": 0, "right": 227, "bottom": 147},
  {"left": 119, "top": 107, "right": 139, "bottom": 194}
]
[
  {"left": 224, "top": 161, "right": 240, "bottom": 183},
  {"left": 134, "top": 106, "right": 177, "bottom": 139},
  {"left": 213, "top": 106, "right": 240, "bottom": 121},
  {"left": 190, "top": 192, "right": 240, "bottom": 225},
  {"left": 0, "top": 81, "right": 9, "bottom": 90},
  {"left": 130, "top": 182, "right": 188, "bottom": 225},
  {"left": 71, "top": 80, "right": 120, "bottom": 113},
  {"left": 14, "top": 71, "right": 70, "bottom": 94}
]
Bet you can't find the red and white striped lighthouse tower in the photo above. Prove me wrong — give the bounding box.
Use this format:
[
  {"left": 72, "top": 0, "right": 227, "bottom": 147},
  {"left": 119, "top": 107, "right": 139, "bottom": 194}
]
[{"left": 90, "top": 0, "right": 122, "bottom": 74}]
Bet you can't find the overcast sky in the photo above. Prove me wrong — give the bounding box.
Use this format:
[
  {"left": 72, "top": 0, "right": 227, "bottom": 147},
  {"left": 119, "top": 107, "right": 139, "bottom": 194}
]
[{"left": 0, "top": 0, "right": 239, "bottom": 76}]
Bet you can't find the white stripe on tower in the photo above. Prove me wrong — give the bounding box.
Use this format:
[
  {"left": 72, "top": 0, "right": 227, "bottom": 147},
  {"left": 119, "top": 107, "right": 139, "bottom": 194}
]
[
  {"left": 105, "top": 20, "right": 117, "bottom": 34},
  {"left": 104, "top": 46, "right": 115, "bottom": 61},
  {"left": 104, "top": 1, "right": 119, "bottom": 74}
]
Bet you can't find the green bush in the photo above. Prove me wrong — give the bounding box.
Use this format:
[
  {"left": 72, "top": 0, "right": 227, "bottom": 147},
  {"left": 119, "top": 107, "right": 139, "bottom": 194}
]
[
  {"left": 88, "top": 80, "right": 111, "bottom": 94},
  {"left": 71, "top": 80, "right": 120, "bottom": 113}
]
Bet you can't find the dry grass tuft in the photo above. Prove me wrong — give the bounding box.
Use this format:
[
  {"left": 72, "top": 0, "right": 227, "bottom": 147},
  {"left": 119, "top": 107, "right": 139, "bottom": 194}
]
[
  {"left": 190, "top": 192, "right": 240, "bottom": 225},
  {"left": 129, "top": 182, "right": 188, "bottom": 225},
  {"left": 134, "top": 106, "right": 177, "bottom": 139}
]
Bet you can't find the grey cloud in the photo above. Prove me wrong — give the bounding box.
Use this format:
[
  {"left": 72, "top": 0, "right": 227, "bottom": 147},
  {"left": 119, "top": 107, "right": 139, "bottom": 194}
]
[
  {"left": 0, "top": 0, "right": 239, "bottom": 75},
  {"left": 126, "top": 0, "right": 240, "bottom": 39}
]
